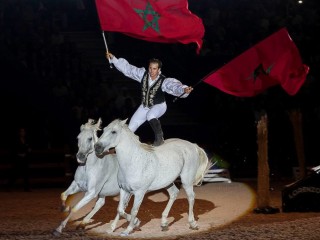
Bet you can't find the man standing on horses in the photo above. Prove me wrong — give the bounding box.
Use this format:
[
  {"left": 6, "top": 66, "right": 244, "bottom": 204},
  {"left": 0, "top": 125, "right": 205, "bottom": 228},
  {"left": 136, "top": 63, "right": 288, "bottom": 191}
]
[{"left": 106, "top": 52, "right": 193, "bottom": 146}]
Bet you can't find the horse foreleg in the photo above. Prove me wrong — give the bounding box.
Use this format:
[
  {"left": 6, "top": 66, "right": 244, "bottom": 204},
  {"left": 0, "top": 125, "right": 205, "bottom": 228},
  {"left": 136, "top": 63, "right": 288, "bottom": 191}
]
[
  {"left": 183, "top": 185, "right": 198, "bottom": 230},
  {"left": 161, "top": 184, "right": 179, "bottom": 231},
  {"left": 60, "top": 181, "right": 81, "bottom": 212},
  {"left": 118, "top": 193, "right": 137, "bottom": 223},
  {"left": 77, "top": 196, "right": 105, "bottom": 229},
  {"left": 120, "top": 190, "right": 145, "bottom": 236},
  {"left": 54, "top": 191, "right": 97, "bottom": 235},
  {"left": 110, "top": 189, "right": 131, "bottom": 233},
  {"left": 53, "top": 208, "right": 73, "bottom": 236},
  {"left": 72, "top": 191, "right": 97, "bottom": 212}
]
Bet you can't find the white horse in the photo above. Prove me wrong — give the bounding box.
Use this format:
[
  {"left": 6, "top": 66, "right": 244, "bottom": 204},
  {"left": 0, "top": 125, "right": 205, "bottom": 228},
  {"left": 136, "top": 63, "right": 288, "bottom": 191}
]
[
  {"left": 53, "top": 119, "right": 136, "bottom": 236},
  {"left": 94, "top": 119, "right": 211, "bottom": 236}
]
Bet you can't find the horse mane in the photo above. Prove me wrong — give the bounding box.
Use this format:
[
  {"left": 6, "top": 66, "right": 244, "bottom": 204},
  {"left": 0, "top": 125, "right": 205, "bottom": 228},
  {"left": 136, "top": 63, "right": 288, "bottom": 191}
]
[
  {"left": 120, "top": 120, "right": 154, "bottom": 152},
  {"left": 82, "top": 118, "right": 102, "bottom": 132}
]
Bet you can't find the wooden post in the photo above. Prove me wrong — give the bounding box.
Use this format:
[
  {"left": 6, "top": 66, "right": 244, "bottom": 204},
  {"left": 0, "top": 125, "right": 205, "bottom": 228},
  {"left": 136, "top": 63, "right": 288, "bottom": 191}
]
[
  {"left": 256, "top": 113, "right": 270, "bottom": 208},
  {"left": 288, "top": 108, "right": 306, "bottom": 179}
]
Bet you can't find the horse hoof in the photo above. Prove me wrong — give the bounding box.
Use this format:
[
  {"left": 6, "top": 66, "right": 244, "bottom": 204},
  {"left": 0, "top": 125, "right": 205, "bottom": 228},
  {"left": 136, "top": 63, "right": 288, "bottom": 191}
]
[
  {"left": 60, "top": 206, "right": 67, "bottom": 212},
  {"left": 60, "top": 206, "right": 70, "bottom": 213},
  {"left": 161, "top": 225, "right": 169, "bottom": 231},
  {"left": 134, "top": 219, "right": 141, "bottom": 229},
  {"left": 52, "top": 230, "right": 61, "bottom": 237},
  {"left": 110, "top": 224, "right": 116, "bottom": 232},
  {"left": 120, "top": 231, "right": 129, "bottom": 236},
  {"left": 189, "top": 221, "right": 199, "bottom": 230},
  {"left": 76, "top": 223, "right": 85, "bottom": 230},
  {"left": 189, "top": 225, "right": 199, "bottom": 230}
]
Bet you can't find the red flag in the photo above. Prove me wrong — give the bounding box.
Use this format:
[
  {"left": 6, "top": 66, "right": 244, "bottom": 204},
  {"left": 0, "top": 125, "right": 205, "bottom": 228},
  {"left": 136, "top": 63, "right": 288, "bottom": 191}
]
[
  {"left": 95, "top": 0, "right": 205, "bottom": 53},
  {"left": 203, "top": 28, "right": 310, "bottom": 97}
]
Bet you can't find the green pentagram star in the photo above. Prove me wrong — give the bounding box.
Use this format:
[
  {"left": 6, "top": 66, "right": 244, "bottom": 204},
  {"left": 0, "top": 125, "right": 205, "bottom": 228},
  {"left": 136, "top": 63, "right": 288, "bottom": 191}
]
[
  {"left": 134, "top": 1, "right": 160, "bottom": 33},
  {"left": 246, "top": 63, "right": 274, "bottom": 81}
]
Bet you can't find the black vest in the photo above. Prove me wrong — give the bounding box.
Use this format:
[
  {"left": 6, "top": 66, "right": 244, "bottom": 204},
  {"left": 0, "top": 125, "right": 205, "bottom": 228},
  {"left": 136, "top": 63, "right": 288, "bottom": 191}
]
[{"left": 141, "top": 71, "right": 166, "bottom": 107}]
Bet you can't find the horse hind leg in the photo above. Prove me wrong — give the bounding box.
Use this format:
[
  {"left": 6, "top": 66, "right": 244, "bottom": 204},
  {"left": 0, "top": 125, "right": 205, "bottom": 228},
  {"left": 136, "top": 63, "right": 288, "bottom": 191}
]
[
  {"left": 183, "top": 184, "right": 198, "bottom": 230},
  {"left": 161, "top": 183, "right": 179, "bottom": 231}
]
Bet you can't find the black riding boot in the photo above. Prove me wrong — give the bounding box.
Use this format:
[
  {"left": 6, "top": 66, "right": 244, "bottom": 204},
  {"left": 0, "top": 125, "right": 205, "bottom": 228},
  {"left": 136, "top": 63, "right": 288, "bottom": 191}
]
[{"left": 149, "top": 118, "right": 164, "bottom": 146}]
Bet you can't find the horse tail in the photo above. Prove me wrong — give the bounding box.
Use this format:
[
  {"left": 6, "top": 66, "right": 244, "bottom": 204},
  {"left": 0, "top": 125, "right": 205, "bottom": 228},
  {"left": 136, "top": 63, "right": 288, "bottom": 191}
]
[{"left": 193, "top": 145, "right": 213, "bottom": 186}]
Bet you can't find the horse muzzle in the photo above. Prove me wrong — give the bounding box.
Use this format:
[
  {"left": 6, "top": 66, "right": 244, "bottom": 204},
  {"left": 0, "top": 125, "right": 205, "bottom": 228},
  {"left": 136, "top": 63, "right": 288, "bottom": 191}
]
[
  {"left": 76, "top": 152, "right": 87, "bottom": 164},
  {"left": 94, "top": 142, "right": 104, "bottom": 155}
]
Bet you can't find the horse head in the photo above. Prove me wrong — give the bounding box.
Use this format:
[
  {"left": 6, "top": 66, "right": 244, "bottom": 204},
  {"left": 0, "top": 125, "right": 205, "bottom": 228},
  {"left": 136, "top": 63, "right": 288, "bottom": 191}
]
[
  {"left": 94, "top": 118, "right": 128, "bottom": 156},
  {"left": 76, "top": 118, "right": 102, "bottom": 164}
]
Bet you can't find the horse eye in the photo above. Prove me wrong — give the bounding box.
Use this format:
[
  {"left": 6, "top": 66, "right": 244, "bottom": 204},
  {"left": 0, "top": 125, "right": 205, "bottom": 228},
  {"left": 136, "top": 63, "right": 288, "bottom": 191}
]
[
  {"left": 88, "top": 137, "right": 93, "bottom": 141},
  {"left": 111, "top": 130, "right": 116, "bottom": 134}
]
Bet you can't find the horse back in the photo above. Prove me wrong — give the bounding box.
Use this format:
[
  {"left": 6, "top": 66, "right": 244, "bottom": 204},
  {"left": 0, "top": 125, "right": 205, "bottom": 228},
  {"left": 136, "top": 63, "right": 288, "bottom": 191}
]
[
  {"left": 148, "top": 139, "right": 206, "bottom": 189},
  {"left": 163, "top": 138, "right": 210, "bottom": 185}
]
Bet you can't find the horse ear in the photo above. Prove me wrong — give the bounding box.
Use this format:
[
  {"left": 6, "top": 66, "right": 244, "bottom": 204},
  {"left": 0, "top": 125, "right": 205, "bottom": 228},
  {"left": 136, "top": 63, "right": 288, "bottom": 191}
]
[
  {"left": 96, "top": 118, "right": 102, "bottom": 129},
  {"left": 121, "top": 118, "right": 128, "bottom": 125}
]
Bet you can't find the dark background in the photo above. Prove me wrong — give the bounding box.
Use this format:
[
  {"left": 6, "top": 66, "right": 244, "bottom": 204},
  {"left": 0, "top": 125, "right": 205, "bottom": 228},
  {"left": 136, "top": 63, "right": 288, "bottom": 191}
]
[{"left": 0, "top": 0, "right": 319, "bottom": 179}]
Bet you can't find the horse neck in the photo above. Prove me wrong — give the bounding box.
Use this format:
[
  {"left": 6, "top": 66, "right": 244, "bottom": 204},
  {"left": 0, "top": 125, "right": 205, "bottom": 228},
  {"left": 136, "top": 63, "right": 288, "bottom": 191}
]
[
  {"left": 85, "top": 151, "right": 97, "bottom": 166},
  {"left": 92, "top": 130, "right": 99, "bottom": 144},
  {"left": 116, "top": 136, "right": 150, "bottom": 167}
]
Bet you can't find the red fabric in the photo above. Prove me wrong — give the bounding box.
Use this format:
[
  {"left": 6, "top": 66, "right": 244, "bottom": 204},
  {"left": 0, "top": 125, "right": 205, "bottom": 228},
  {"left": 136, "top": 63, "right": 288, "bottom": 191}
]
[
  {"left": 203, "top": 28, "right": 310, "bottom": 97},
  {"left": 95, "top": 0, "right": 205, "bottom": 53}
]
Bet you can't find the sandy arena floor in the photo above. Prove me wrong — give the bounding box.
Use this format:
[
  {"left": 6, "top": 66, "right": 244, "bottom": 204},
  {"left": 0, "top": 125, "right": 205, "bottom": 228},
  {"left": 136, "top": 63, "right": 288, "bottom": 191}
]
[{"left": 1, "top": 179, "right": 320, "bottom": 240}]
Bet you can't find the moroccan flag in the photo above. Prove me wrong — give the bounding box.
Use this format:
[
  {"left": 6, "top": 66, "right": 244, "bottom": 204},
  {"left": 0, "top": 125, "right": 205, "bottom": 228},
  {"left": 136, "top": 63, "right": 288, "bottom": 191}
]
[
  {"left": 203, "top": 28, "right": 310, "bottom": 97},
  {"left": 95, "top": 0, "right": 205, "bottom": 53}
]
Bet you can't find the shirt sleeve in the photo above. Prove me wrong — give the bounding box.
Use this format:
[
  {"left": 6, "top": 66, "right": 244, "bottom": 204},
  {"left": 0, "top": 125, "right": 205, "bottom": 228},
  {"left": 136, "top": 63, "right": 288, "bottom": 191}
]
[
  {"left": 162, "top": 78, "right": 189, "bottom": 98},
  {"left": 110, "top": 57, "right": 145, "bottom": 82}
]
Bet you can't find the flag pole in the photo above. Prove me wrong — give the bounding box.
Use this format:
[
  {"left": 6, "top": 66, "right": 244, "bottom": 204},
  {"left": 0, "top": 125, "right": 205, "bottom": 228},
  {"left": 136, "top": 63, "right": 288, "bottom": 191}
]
[
  {"left": 173, "top": 68, "right": 218, "bottom": 103},
  {"left": 102, "top": 31, "right": 113, "bottom": 68}
]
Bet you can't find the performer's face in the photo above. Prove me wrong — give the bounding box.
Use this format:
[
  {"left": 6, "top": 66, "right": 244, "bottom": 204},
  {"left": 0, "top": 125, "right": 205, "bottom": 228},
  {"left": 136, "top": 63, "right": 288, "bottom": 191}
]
[{"left": 149, "top": 63, "right": 160, "bottom": 80}]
